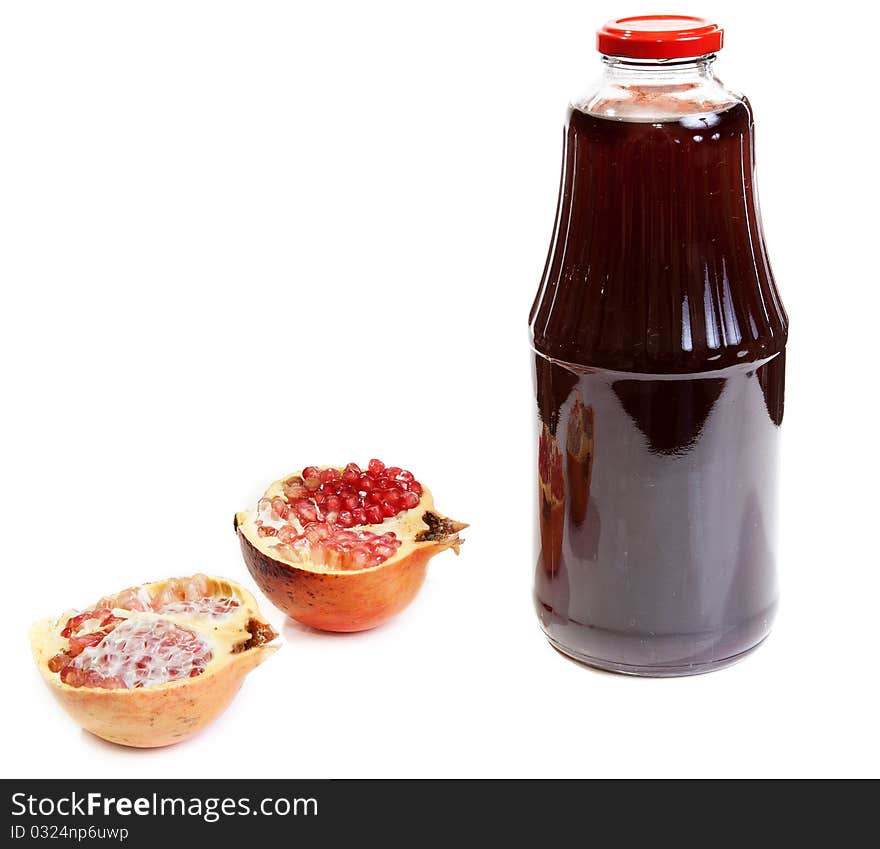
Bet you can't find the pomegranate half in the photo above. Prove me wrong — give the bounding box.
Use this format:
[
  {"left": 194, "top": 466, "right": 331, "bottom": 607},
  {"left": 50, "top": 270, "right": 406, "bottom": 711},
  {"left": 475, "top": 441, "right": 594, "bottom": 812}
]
[
  {"left": 30, "top": 574, "right": 278, "bottom": 748},
  {"left": 235, "top": 459, "right": 467, "bottom": 632}
]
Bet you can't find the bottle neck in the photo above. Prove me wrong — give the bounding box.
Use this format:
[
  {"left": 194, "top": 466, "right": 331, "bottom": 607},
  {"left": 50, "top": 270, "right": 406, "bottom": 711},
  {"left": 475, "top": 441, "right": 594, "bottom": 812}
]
[
  {"left": 600, "top": 54, "right": 717, "bottom": 83},
  {"left": 579, "top": 53, "right": 737, "bottom": 121}
]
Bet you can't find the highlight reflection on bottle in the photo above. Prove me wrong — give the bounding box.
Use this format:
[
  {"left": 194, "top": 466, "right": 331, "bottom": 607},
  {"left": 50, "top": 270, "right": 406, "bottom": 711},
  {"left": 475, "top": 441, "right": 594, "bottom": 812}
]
[
  {"left": 565, "top": 393, "right": 594, "bottom": 527},
  {"left": 537, "top": 423, "right": 564, "bottom": 577}
]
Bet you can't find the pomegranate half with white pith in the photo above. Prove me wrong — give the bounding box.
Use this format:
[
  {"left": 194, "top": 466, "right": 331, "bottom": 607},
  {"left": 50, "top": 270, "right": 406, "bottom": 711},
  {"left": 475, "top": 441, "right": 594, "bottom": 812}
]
[
  {"left": 30, "top": 575, "right": 278, "bottom": 748},
  {"left": 235, "top": 459, "right": 467, "bottom": 632}
]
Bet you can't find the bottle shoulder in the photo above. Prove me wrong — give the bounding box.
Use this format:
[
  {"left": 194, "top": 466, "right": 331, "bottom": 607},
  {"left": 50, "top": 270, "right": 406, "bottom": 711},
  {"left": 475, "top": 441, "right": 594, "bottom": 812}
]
[
  {"left": 529, "top": 94, "right": 786, "bottom": 375},
  {"left": 574, "top": 64, "right": 745, "bottom": 123},
  {"left": 529, "top": 329, "right": 788, "bottom": 375}
]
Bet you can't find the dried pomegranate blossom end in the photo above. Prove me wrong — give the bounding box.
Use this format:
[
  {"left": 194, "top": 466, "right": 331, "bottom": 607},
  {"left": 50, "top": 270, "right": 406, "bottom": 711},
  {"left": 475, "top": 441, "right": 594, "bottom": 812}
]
[
  {"left": 253, "top": 460, "right": 418, "bottom": 570},
  {"left": 59, "top": 619, "right": 213, "bottom": 690}
]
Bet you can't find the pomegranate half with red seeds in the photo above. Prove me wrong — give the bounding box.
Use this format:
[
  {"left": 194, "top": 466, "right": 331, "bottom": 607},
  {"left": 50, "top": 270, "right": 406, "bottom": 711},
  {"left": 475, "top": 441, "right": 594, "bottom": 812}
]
[
  {"left": 30, "top": 575, "right": 278, "bottom": 748},
  {"left": 235, "top": 459, "right": 467, "bottom": 632}
]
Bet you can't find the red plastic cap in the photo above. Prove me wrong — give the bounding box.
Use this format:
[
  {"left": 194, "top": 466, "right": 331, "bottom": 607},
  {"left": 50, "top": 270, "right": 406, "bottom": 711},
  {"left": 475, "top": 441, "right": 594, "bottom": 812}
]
[{"left": 597, "top": 15, "right": 723, "bottom": 60}]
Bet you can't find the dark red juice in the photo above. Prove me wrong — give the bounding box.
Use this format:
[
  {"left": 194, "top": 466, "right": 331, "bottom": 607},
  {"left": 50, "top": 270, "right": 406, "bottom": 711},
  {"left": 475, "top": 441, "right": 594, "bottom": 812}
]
[{"left": 531, "top": 95, "right": 787, "bottom": 675}]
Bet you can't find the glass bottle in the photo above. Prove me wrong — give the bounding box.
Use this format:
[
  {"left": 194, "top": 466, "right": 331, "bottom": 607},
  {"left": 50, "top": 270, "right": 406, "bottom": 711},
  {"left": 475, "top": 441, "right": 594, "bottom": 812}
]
[{"left": 530, "top": 16, "right": 788, "bottom": 676}]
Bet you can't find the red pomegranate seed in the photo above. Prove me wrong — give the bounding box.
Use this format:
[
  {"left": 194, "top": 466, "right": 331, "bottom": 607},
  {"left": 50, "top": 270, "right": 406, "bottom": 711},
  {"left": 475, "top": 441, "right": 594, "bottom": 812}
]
[
  {"left": 258, "top": 526, "right": 278, "bottom": 537},
  {"left": 350, "top": 549, "right": 371, "bottom": 569},
  {"left": 61, "top": 608, "right": 116, "bottom": 639},
  {"left": 299, "top": 522, "right": 331, "bottom": 545},
  {"left": 68, "top": 632, "right": 107, "bottom": 658},
  {"left": 294, "top": 500, "right": 319, "bottom": 523},
  {"left": 58, "top": 619, "right": 212, "bottom": 690},
  {"left": 48, "top": 653, "right": 69, "bottom": 673},
  {"left": 260, "top": 463, "right": 430, "bottom": 570},
  {"left": 257, "top": 497, "right": 272, "bottom": 513},
  {"left": 284, "top": 480, "right": 309, "bottom": 500},
  {"left": 277, "top": 525, "right": 297, "bottom": 543},
  {"left": 61, "top": 614, "right": 84, "bottom": 639},
  {"left": 59, "top": 666, "right": 83, "bottom": 686}
]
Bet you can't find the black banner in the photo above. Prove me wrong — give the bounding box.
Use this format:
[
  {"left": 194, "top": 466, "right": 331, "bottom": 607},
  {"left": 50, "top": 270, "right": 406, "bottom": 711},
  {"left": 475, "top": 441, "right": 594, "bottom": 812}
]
[{"left": 2, "top": 780, "right": 841, "bottom": 844}]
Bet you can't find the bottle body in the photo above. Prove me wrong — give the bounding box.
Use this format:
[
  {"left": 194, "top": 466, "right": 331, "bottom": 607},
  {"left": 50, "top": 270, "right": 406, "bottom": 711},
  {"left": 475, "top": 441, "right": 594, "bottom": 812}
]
[{"left": 531, "top": 74, "right": 787, "bottom": 675}]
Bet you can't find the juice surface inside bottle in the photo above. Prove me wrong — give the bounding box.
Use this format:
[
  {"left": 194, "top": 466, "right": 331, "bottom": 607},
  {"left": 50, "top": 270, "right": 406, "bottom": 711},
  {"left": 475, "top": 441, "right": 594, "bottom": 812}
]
[{"left": 531, "top": 17, "right": 787, "bottom": 676}]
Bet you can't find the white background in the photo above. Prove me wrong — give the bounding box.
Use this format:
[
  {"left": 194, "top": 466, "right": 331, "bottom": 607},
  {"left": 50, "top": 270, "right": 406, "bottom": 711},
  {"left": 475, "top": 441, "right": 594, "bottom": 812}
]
[{"left": 2, "top": 0, "right": 878, "bottom": 779}]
